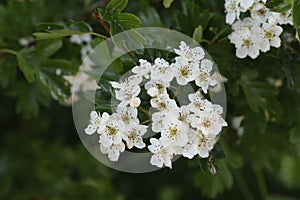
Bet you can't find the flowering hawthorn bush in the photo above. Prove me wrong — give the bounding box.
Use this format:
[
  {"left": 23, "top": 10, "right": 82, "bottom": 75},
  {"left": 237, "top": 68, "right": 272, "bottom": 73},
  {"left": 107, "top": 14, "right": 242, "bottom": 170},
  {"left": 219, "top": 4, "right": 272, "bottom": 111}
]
[
  {"left": 1, "top": 0, "right": 300, "bottom": 199},
  {"left": 84, "top": 42, "right": 227, "bottom": 168}
]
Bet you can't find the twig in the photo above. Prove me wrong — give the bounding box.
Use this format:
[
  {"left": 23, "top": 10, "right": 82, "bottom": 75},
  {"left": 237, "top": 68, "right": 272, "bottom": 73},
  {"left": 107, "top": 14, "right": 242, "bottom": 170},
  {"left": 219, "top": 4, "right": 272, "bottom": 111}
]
[{"left": 94, "top": 11, "right": 110, "bottom": 34}]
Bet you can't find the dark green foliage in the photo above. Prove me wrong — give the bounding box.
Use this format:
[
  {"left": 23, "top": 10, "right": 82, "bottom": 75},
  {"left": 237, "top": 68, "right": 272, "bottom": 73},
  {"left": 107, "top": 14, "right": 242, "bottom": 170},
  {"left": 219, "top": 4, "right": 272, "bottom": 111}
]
[{"left": 1, "top": 0, "right": 300, "bottom": 199}]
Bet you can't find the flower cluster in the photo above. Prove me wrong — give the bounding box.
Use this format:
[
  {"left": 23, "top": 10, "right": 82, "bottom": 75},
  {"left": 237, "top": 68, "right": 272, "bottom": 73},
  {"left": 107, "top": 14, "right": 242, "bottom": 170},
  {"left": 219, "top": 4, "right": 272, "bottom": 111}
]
[
  {"left": 85, "top": 41, "right": 227, "bottom": 168},
  {"left": 225, "top": 0, "right": 292, "bottom": 59}
]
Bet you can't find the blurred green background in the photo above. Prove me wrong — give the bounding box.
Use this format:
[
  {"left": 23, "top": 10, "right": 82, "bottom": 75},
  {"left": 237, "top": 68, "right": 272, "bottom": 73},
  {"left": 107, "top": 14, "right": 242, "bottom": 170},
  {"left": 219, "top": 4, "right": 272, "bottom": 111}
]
[{"left": 1, "top": 0, "right": 300, "bottom": 199}]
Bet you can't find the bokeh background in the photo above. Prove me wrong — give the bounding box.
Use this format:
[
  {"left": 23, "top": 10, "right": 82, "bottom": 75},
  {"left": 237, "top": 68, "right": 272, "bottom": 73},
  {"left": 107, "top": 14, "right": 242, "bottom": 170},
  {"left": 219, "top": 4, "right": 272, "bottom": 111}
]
[{"left": 1, "top": 0, "right": 300, "bottom": 199}]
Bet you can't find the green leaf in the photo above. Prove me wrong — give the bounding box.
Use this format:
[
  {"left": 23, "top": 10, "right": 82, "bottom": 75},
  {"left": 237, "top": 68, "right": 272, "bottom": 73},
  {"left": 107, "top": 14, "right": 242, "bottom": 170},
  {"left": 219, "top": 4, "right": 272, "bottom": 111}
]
[
  {"left": 66, "top": 20, "right": 91, "bottom": 32},
  {"left": 266, "top": 0, "right": 291, "bottom": 12},
  {"left": 33, "top": 29, "right": 85, "bottom": 40},
  {"left": 110, "top": 13, "right": 142, "bottom": 35},
  {"left": 106, "top": 0, "right": 128, "bottom": 13},
  {"left": 163, "top": 0, "right": 174, "bottom": 8},
  {"left": 40, "top": 59, "right": 73, "bottom": 71},
  {"left": 292, "top": 0, "right": 300, "bottom": 42},
  {"left": 10, "top": 83, "right": 51, "bottom": 118},
  {"left": 34, "top": 39, "right": 62, "bottom": 57},
  {"left": 193, "top": 25, "right": 203, "bottom": 43},
  {"left": 0, "top": 49, "right": 36, "bottom": 82},
  {"left": 36, "top": 22, "right": 64, "bottom": 31}
]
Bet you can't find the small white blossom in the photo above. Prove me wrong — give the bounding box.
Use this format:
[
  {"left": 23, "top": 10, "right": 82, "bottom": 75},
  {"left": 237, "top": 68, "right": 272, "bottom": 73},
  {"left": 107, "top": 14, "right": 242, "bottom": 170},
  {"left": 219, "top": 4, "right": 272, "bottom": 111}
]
[
  {"left": 190, "top": 111, "right": 227, "bottom": 135},
  {"left": 160, "top": 120, "right": 189, "bottom": 147},
  {"left": 174, "top": 41, "right": 205, "bottom": 62},
  {"left": 99, "top": 117, "right": 123, "bottom": 147},
  {"left": 84, "top": 111, "right": 110, "bottom": 135},
  {"left": 123, "top": 124, "right": 147, "bottom": 149},
  {"left": 70, "top": 33, "right": 92, "bottom": 45},
  {"left": 268, "top": 10, "right": 293, "bottom": 25},
  {"left": 224, "top": 0, "right": 242, "bottom": 24},
  {"left": 258, "top": 22, "right": 283, "bottom": 52},
  {"left": 250, "top": 3, "right": 272, "bottom": 22},
  {"left": 150, "top": 58, "right": 174, "bottom": 83},
  {"left": 100, "top": 142, "right": 125, "bottom": 162},
  {"left": 183, "top": 130, "right": 216, "bottom": 158},
  {"left": 110, "top": 75, "right": 142, "bottom": 106},
  {"left": 171, "top": 57, "right": 198, "bottom": 85},
  {"left": 150, "top": 94, "right": 178, "bottom": 112},
  {"left": 115, "top": 106, "right": 139, "bottom": 131},
  {"left": 229, "top": 25, "right": 260, "bottom": 59},
  {"left": 145, "top": 79, "right": 169, "bottom": 97},
  {"left": 148, "top": 138, "right": 175, "bottom": 168},
  {"left": 187, "top": 91, "right": 211, "bottom": 113},
  {"left": 132, "top": 59, "right": 152, "bottom": 79},
  {"left": 195, "top": 59, "right": 217, "bottom": 93}
]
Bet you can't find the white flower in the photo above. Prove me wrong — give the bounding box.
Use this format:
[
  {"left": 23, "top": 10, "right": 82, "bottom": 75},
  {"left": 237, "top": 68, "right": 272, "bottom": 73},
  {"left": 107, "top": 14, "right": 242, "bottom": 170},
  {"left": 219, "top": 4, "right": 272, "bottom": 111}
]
[
  {"left": 160, "top": 120, "right": 189, "bottom": 146},
  {"left": 268, "top": 10, "right": 293, "bottom": 25},
  {"left": 224, "top": 0, "right": 241, "bottom": 24},
  {"left": 187, "top": 91, "right": 211, "bottom": 113},
  {"left": 150, "top": 94, "right": 178, "bottom": 112},
  {"left": 190, "top": 111, "right": 227, "bottom": 135},
  {"left": 195, "top": 59, "right": 217, "bottom": 93},
  {"left": 110, "top": 75, "right": 142, "bottom": 106},
  {"left": 250, "top": 2, "right": 272, "bottom": 22},
  {"left": 145, "top": 79, "right": 169, "bottom": 97},
  {"left": 123, "top": 124, "right": 147, "bottom": 149},
  {"left": 174, "top": 41, "right": 205, "bottom": 62},
  {"left": 132, "top": 59, "right": 152, "bottom": 79},
  {"left": 148, "top": 138, "right": 175, "bottom": 168},
  {"left": 183, "top": 130, "right": 216, "bottom": 158},
  {"left": 151, "top": 111, "right": 168, "bottom": 132},
  {"left": 99, "top": 117, "right": 123, "bottom": 147},
  {"left": 85, "top": 111, "right": 110, "bottom": 135},
  {"left": 114, "top": 106, "right": 139, "bottom": 131},
  {"left": 150, "top": 58, "right": 174, "bottom": 83},
  {"left": 100, "top": 142, "right": 125, "bottom": 162},
  {"left": 173, "top": 105, "right": 191, "bottom": 124},
  {"left": 70, "top": 33, "right": 92, "bottom": 45},
  {"left": 229, "top": 26, "right": 260, "bottom": 59},
  {"left": 258, "top": 22, "right": 283, "bottom": 52},
  {"left": 171, "top": 57, "right": 198, "bottom": 85}
]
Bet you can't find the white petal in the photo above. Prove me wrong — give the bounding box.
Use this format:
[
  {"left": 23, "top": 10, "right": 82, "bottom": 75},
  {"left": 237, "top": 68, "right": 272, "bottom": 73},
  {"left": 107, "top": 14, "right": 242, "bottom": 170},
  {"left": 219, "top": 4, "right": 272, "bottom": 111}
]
[
  {"left": 270, "top": 37, "right": 281, "bottom": 48},
  {"left": 236, "top": 47, "right": 248, "bottom": 58},
  {"left": 84, "top": 125, "right": 97, "bottom": 135},
  {"left": 226, "top": 12, "right": 236, "bottom": 25}
]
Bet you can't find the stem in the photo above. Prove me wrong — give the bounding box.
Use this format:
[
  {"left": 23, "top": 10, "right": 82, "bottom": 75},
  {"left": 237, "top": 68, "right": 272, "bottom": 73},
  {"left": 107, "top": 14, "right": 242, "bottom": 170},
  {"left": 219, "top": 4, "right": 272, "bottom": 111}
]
[
  {"left": 255, "top": 169, "right": 268, "bottom": 200},
  {"left": 94, "top": 11, "right": 110, "bottom": 34},
  {"left": 208, "top": 27, "right": 231, "bottom": 47},
  {"left": 138, "top": 106, "right": 149, "bottom": 116},
  {"left": 141, "top": 119, "right": 150, "bottom": 125},
  {"left": 89, "top": 32, "right": 107, "bottom": 39},
  {"left": 233, "top": 170, "right": 255, "bottom": 200}
]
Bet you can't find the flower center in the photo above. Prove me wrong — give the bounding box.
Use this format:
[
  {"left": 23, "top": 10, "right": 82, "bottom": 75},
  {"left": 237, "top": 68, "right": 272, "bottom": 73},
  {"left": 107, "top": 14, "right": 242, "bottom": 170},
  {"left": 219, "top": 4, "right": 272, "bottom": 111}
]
[
  {"left": 107, "top": 126, "right": 117, "bottom": 135},
  {"left": 155, "top": 83, "right": 164, "bottom": 92},
  {"left": 264, "top": 31, "right": 274, "bottom": 39},
  {"left": 243, "top": 38, "right": 252, "bottom": 48},
  {"left": 170, "top": 127, "right": 179, "bottom": 138},
  {"left": 198, "top": 72, "right": 207, "bottom": 82},
  {"left": 159, "top": 102, "right": 167, "bottom": 109},
  {"left": 121, "top": 114, "right": 130, "bottom": 124},
  {"left": 178, "top": 112, "right": 186, "bottom": 122},
  {"left": 202, "top": 118, "right": 212, "bottom": 128},
  {"left": 258, "top": 8, "right": 266, "bottom": 16},
  {"left": 180, "top": 67, "right": 190, "bottom": 78}
]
